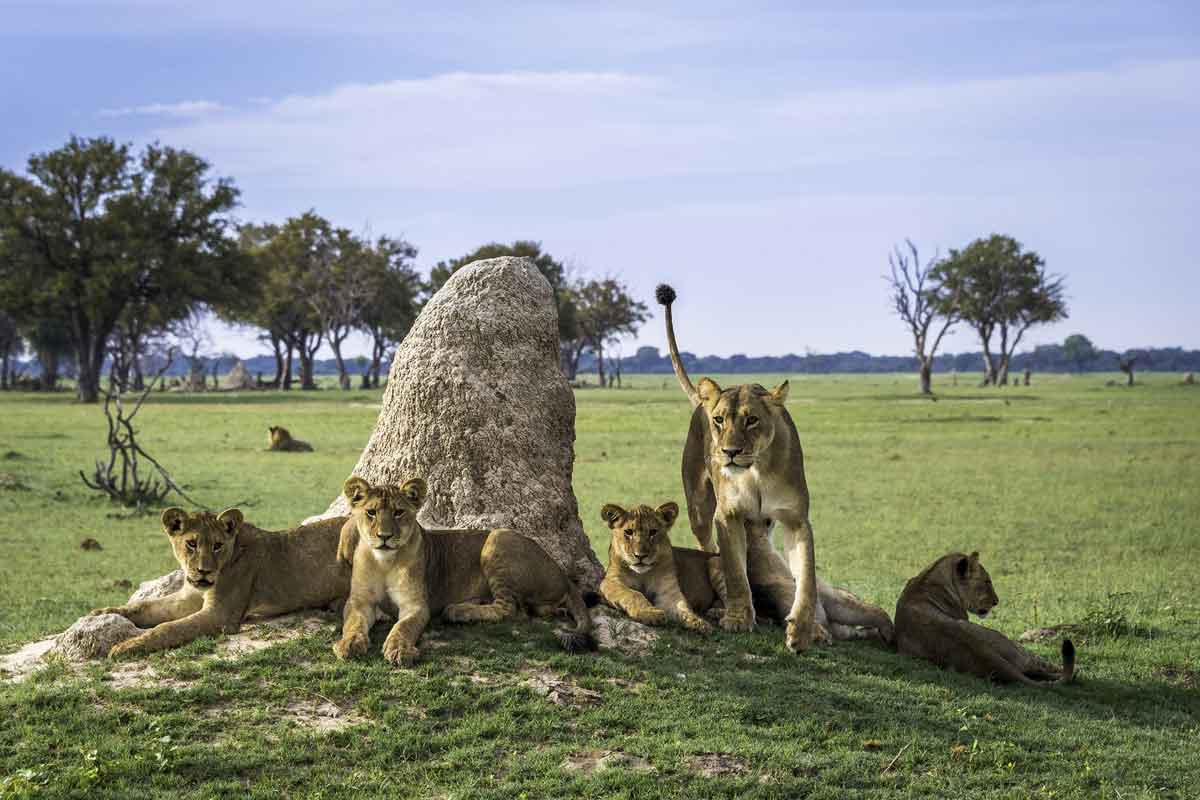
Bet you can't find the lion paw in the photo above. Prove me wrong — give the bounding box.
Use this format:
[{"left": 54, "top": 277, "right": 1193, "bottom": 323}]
[
  {"left": 720, "top": 607, "right": 755, "bottom": 633},
  {"left": 89, "top": 606, "right": 126, "bottom": 618},
  {"left": 383, "top": 638, "right": 419, "bottom": 667},
  {"left": 635, "top": 608, "right": 668, "bottom": 626},
  {"left": 332, "top": 633, "right": 369, "bottom": 661},
  {"left": 683, "top": 616, "right": 714, "bottom": 635},
  {"left": 785, "top": 619, "right": 824, "bottom": 652},
  {"left": 107, "top": 638, "right": 141, "bottom": 660}
]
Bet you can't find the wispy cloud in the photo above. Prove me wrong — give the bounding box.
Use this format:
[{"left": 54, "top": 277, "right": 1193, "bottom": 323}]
[{"left": 99, "top": 100, "right": 228, "bottom": 119}]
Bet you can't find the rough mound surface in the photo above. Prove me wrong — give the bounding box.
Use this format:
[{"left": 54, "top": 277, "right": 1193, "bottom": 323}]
[
  {"left": 52, "top": 613, "right": 141, "bottom": 660},
  {"left": 308, "top": 256, "right": 603, "bottom": 589}
]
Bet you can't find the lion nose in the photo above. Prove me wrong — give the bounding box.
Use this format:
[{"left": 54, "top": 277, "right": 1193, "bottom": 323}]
[
  {"left": 198, "top": 567, "right": 212, "bottom": 575},
  {"left": 723, "top": 448, "right": 742, "bottom": 459},
  {"left": 378, "top": 532, "right": 392, "bottom": 541}
]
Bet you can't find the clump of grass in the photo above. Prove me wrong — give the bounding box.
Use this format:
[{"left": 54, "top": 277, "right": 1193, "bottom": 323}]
[{"left": 1077, "top": 592, "right": 1136, "bottom": 638}]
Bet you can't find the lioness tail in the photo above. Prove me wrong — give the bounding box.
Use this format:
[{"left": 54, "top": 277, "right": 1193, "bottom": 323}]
[
  {"left": 1059, "top": 638, "right": 1076, "bottom": 684},
  {"left": 655, "top": 284, "right": 700, "bottom": 408},
  {"left": 555, "top": 584, "right": 597, "bottom": 654}
]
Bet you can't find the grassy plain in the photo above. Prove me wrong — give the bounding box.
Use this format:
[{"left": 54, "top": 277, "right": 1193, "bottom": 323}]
[{"left": 0, "top": 372, "right": 1198, "bottom": 798}]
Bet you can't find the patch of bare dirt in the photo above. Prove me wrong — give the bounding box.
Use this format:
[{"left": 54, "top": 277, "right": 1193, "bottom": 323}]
[
  {"left": 0, "top": 639, "right": 56, "bottom": 682},
  {"left": 523, "top": 668, "right": 602, "bottom": 708},
  {"left": 104, "top": 662, "right": 188, "bottom": 690},
  {"left": 0, "top": 472, "right": 29, "bottom": 491},
  {"left": 562, "top": 750, "right": 654, "bottom": 773},
  {"left": 279, "top": 698, "right": 366, "bottom": 733},
  {"left": 689, "top": 753, "right": 750, "bottom": 778},
  {"left": 216, "top": 612, "right": 333, "bottom": 658}
]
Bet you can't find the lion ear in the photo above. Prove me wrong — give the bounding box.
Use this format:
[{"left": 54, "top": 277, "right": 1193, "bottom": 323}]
[
  {"left": 343, "top": 476, "right": 371, "bottom": 506},
  {"left": 769, "top": 380, "right": 790, "bottom": 405},
  {"left": 161, "top": 507, "right": 187, "bottom": 536},
  {"left": 697, "top": 378, "right": 723, "bottom": 408},
  {"left": 655, "top": 502, "right": 680, "bottom": 528},
  {"left": 400, "top": 478, "right": 428, "bottom": 508},
  {"left": 955, "top": 555, "right": 970, "bottom": 578},
  {"left": 969, "top": 551, "right": 980, "bottom": 562},
  {"left": 217, "top": 508, "right": 243, "bottom": 535},
  {"left": 600, "top": 504, "right": 626, "bottom": 527}
]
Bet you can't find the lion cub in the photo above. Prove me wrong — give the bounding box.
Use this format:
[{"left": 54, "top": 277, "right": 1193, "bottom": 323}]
[
  {"left": 333, "top": 476, "right": 594, "bottom": 665},
  {"left": 599, "top": 502, "right": 723, "bottom": 633},
  {"left": 90, "top": 508, "right": 351, "bottom": 658},
  {"left": 895, "top": 552, "right": 1075, "bottom": 686},
  {"left": 266, "top": 425, "right": 313, "bottom": 452}
]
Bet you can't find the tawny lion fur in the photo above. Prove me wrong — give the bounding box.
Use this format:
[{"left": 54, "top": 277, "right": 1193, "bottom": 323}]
[
  {"left": 266, "top": 425, "right": 313, "bottom": 452},
  {"left": 895, "top": 552, "right": 1075, "bottom": 686},
  {"left": 333, "top": 476, "right": 594, "bottom": 666},
  {"left": 90, "top": 508, "right": 350, "bottom": 658}
]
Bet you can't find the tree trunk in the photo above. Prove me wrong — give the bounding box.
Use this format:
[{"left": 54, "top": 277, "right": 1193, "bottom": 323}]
[
  {"left": 76, "top": 335, "right": 105, "bottom": 403},
  {"left": 0, "top": 353, "right": 7, "bottom": 390},
  {"left": 919, "top": 359, "right": 932, "bottom": 395},
  {"left": 997, "top": 356, "right": 1010, "bottom": 386},
  {"left": 330, "top": 336, "right": 350, "bottom": 391},
  {"left": 269, "top": 336, "right": 284, "bottom": 388},
  {"left": 283, "top": 345, "right": 294, "bottom": 390},
  {"left": 131, "top": 353, "right": 145, "bottom": 391},
  {"left": 595, "top": 344, "right": 605, "bottom": 387},
  {"left": 302, "top": 257, "right": 603, "bottom": 590}
]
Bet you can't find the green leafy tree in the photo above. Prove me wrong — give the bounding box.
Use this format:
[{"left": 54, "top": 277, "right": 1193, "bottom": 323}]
[
  {"left": 0, "top": 311, "right": 17, "bottom": 389},
  {"left": 1062, "top": 334, "right": 1097, "bottom": 372},
  {"left": 932, "top": 234, "right": 1067, "bottom": 385},
  {"left": 0, "top": 136, "right": 242, "bottom": 402},
  {"left": 571, "top": 277, "right": 649, "bottom": 386},
  {"left": 358, "top": 235, "right": 421, "bottom": 387}
]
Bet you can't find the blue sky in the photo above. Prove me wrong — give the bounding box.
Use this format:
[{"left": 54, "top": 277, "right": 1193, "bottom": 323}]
[{"left": 3, "top": 1, "right": 1197, "bottom": 360}]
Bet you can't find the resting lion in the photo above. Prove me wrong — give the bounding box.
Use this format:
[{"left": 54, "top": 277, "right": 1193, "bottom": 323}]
[
  {"left": 895, "top": 552, "right": 1075, "bottom": 686},
  {"left": 90, "top": 508, "right": 351, "bottom": 658},
  {"left": 267, "top": 425, "right": 313, "bottom": 452},
  {"left": 333, "top": 476, "right": 594, "bottom": 666},
  {"left": 600, "top": 501, "right": 723, "bottom": 633},
  {"left": 657, "top": 283, "right": 822, "bottom": 651},
  {"left": 602, "top": 502, "right": 893, "bottom": 642}
]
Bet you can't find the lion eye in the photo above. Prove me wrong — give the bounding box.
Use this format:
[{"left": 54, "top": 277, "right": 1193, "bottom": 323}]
[
  {"left": 712, "top": 415, "right": 724, "bottom": 426},
  {"left": 395, "top": 509, "right": 405, "bottom": 518},
  {"left": 212, "top": 542, "right": 223, "bottom": 552},
  {"left": 624, "top": 530, "right": 634, "bottom": 539},
  {"left": 366, "top": 509, "right": 377, "bottom": 519},
  {"left": 746, "top": 415, "right": 759, "bottom": 427},
  {"left": 185, "top": 540, "right": 197, "bottom": 551}
]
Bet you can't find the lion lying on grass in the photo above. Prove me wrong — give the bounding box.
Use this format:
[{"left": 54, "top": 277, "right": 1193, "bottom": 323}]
[
  {"left": 895, "top": 551, "right": 1075, "bottom": 686},
  {"left": 333, "top": 476, "right": 594, "bottom": 665},
  {"left": 90, "top": 508, "right": 350, "bottom": 658},
  {"left": 266, "top": 425, "right": 313, "bottom": 452}
]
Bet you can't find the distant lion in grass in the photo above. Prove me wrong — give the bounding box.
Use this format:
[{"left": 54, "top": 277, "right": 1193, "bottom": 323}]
[
  {"left": 333, "top": 476, "right": 594, "bottom": 665},
  {"left": 267, "top": 425, "right": 313, "bottom": 452},
  {"left": 90, "top": 508, "right": 350, "bottom": 658},
  {"left": 895, "top": 551, "right": 1075, "bottom": 686}
]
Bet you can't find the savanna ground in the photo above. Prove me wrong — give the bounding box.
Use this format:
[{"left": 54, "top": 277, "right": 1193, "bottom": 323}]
[{"left": 0, "top": 372, "right": 1198, "bottom": 799}]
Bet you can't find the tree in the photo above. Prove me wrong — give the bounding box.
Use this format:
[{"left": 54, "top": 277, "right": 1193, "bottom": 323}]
[
  {"left": 572, "top": 277, "right": 649, "bottom": 386},
  {"left": 1119, "top": 355, "right": 1136, "bottom": 387},
  {"left": 932, "top": 234, "right": 1067, "bottom": 385},
  {"left": 1062, "top": 334, "right": 1097, "bottom": 372},
  {"left": 0, "top": 311, "right": 19, "bottom": 390},
  {"left": 306, "top": 224, "right": 366, "bottom": 390},
  {"left": 886, "top": 239, "right": 957, "bottom": 394},
  {"left": 0, "top": 136, "right": 243, "bottom": 402},
  {"left": 22, "top": 316, "right": 74, "bottom": 391},
  {"left": 358, "top": 235, "right": 421, "bottom": 387}
]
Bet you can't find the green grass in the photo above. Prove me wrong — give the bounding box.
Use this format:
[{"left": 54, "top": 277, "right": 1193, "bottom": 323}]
[{"left": 1, "top": 372, "right": 1198, "bottom": 798}]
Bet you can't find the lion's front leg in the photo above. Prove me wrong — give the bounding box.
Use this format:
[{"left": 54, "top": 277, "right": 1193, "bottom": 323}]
[
  {"left": 107, "top": 608, "right": 227, "bottom": 659},
  {"left": 600, "top": 577, "right": 667, "bottom": 626},
  {"left": 90, "top": 590, "right": 203, "bottom": 628},
  {"left": 777, "top": 516, "right": 826, "bottom": 652},
  {"left": 715, "top": 512, "right": 754, "bottom": 632},
  {"left": 652, "top": 578, "right": 713, "bottom": 635},
  {"left": 333, "top": 597, "right": 377, "bottom": 660},
  {"left": 382, "top": 605, "right": 431, "bottom": 667}
]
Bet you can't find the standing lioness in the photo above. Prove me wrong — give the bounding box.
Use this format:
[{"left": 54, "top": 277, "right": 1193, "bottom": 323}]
[
  {"left": 333, "top": 476, "right": 594, "bottom": 665},
  {"left": 657, "top": 284, "right": 822, "bottom": 652},
  {"left": 90, "top": 508, "right": 351, "bottom": 658}
]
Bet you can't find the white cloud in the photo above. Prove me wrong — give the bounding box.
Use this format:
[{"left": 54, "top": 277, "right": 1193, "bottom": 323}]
[{"left": 99, "top": 100, "right": 228, "bottom": 119}]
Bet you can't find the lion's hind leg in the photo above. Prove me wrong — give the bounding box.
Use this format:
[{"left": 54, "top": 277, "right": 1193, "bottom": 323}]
[{"left": 819, "top": 580, "right": 894, "bottom": 644}]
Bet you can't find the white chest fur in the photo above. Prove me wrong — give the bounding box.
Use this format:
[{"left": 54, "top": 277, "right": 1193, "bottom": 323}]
[{"left": 718, "top": 465, "right": 796, "bottom": 521}]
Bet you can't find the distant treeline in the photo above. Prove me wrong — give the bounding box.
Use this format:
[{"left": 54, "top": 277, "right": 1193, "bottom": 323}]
[
  {"left": 585, "top": 344, "right": 1200, "bottom": 376},
  {"left": 10, "top": 343, "right": 1197, "bottom": 382}
]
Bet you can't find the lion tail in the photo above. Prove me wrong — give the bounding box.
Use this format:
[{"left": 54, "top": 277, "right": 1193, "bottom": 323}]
[
  {"left": 1058, "top": 638, "right": 1076, "bottom": 684},
  {"left": 555, "top": 583, "right": 597, "bottom": 654},
  {"left": 656, "top": 284, "right": 700, "bottom": 408}
]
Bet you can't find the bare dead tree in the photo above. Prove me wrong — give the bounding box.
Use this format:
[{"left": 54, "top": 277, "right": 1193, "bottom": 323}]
[
  {"left": 80, "top": 349, "right": 202, "bottom": 509},
  {"left": 887, "top": 240, "right": 957, "bottom": 394}
]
